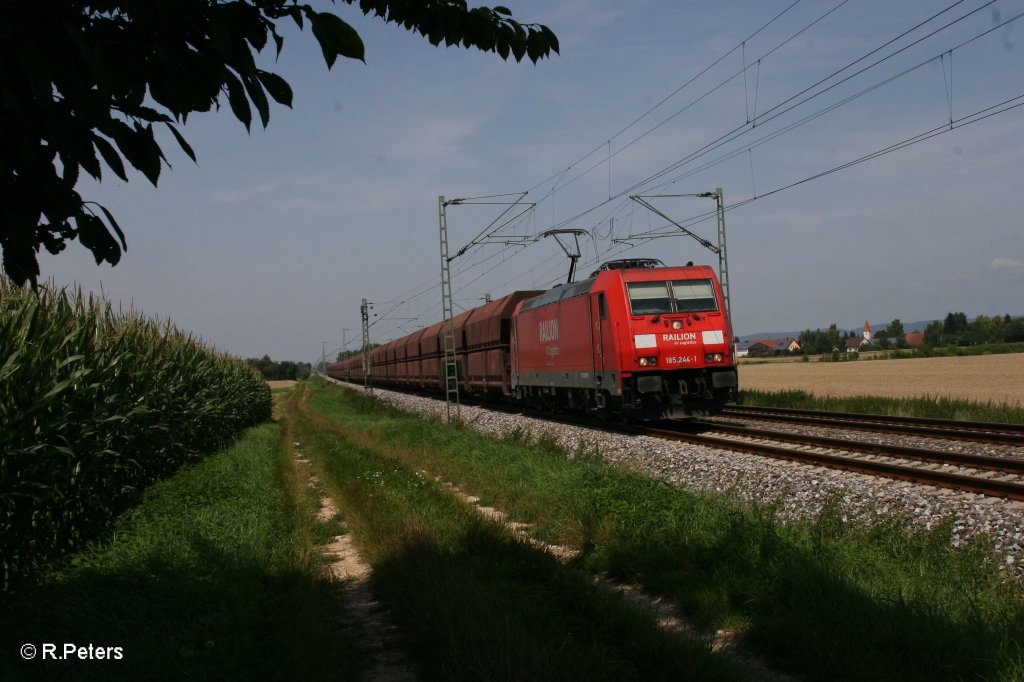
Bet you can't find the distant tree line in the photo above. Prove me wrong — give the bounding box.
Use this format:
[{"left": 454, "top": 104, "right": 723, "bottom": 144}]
[
  {"left": 797, "top": 324, "right": 845, "bottom": 356},
  {"left": 923, "top": 312, "right": 1024, "bottom": 346},
  {"left": 335, "top": 344, "right": 379, "bottom": 362},
  {"left": 793, "top": 313, "right": 1024, "bottom": 356},
  {"left": 245, "top": 355, "right": 311, "bottom": 380}
]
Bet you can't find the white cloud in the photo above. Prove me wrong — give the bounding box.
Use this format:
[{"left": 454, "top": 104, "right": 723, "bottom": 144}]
[{"left": 991, "top": 257, "right": 1024, "bottom": 272}]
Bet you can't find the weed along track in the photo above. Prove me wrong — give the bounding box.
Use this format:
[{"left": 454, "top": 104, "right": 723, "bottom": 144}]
[{"left": 306, "top": 377, "right": 1024, "bottom": 682}]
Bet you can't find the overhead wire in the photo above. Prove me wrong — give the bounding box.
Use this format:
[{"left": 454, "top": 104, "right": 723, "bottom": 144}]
[
  {"left": 356, "top": 0, "right": 1019, "bottom": 342},
  {"left": 352, "top": 2, "right": 845, "bottom": 327},
  {"left": 532, "top": 0, "right": 1002, "bottom": 241},
  {"left": 523, "top": 0, "right": 852, "bottom": 213},
  {"left": 623, "top": 7, "right": 1024, "bottom": 239}
]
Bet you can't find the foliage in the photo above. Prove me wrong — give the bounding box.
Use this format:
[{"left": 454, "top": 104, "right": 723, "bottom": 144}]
[
  {"left": 875, "top": 317, "right": 906, "bottom": 348},
  {"left": 798, "top": 323, "right": 843, "bottom": 355},
  {"left": 922, "top": 312, "right": 1024, "bottom": 346},
  {"left": 246, "top": 354, "right": 311, "bottom": 380},
  {"left": 0, "top": 279, "right": 272, "bottom": 588},
  {"left": 336, "top": 343, "right": 377, "bottom": 361},
  {"left": 0, "top": 0, "right": 559, "bottom": 285}
]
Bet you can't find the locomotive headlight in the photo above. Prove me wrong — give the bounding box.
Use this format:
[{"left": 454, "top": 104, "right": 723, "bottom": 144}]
[
  {"left": 638, "top": 356, "right": 658, "bottom": 366},
  {"left": 671, "top": 320, "right": 683, "bottom": 330},
  {"left": 704, "top": 353, "right": 724, "bottom": 363}
]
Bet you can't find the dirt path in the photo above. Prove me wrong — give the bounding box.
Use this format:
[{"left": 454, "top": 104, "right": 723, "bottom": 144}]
[{"left": 284, "top": 386, "right": 417, "bottom": 682}]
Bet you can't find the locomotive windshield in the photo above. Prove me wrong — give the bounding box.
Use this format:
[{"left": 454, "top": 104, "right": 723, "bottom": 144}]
[
  {"left": 670, "top": 279, "right": 718, "bottom": 312},
  {"left": 626, "top": 282, "right": 673, "bottom": 314},
  {"left": 627, "top": 279, "right": 718, "bottom": 315}
]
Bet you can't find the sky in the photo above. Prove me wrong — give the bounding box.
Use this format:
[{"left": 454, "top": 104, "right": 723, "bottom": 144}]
[{"left": 34, "top": 0, "right": 1024, "bottom": 364}]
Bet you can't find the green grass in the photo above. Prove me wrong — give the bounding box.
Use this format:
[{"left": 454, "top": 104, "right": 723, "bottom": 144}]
[
  {"left": 304, "top": 378, "right": 1024, "bottom": 681},
  {"left": 287, "top": 385, "right": 742, "bottom": 681},
  {"left": 0, "top": 418, "right": 358, "bottom": 681},
  {"left": 739, "top": 389, "right": 1024, "bottom": 423}
]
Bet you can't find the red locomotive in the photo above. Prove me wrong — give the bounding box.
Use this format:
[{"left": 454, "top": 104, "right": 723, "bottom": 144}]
[{"left": 327, "top": 259, "right": 738, "bottom": 419}]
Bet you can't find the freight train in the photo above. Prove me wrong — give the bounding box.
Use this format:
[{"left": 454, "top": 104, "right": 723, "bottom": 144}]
[{"left": 327, "top": 259, "right": 738, "bottom": 419}]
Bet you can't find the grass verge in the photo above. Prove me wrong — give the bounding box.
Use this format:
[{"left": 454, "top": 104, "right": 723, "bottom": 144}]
[
  {"left": 305, "top": 378, "right": 1024, "bottom": 682},
  {"left": 739, "top": 388, "right": 1024, "bottom": 423},
  {"left": 0, "top": 415, "right": 358, "bottom": 681},
  {"left": 286, "top": 384, "right": 742, "bottom": 681}
]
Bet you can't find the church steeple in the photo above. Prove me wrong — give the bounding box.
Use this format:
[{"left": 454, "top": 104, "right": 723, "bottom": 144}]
[{"left": 863, "top": 320, "right": 871, "bottom": 341}]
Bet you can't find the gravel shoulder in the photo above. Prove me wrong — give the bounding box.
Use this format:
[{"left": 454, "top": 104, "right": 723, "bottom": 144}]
[{"left": 355, "top": 383, "right": 1024, "bottom": 580}]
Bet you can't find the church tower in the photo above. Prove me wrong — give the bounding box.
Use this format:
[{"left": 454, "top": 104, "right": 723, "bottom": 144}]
[{"left": 863, "top": 320, "right": 871, "bottom": 341}]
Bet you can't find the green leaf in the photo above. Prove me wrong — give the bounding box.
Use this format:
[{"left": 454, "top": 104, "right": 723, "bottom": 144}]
[
  {"left": 95, "top": 203, "right": 128, "bottom": 251},
  {"left": 164, "top": 123, "right": 197, "bottom": 163},
  {"left": 256, "top": 70, "right": 293, "bottom": 107},
  {"left": 224, "top": 74, "right": 252, "bottom": 130},
  {"left": 541, "top": 25, "right": 560, "bottom": 54},
  {"left": 510, "top": 30, "right": 527, "bottom": 62},
  {"left": 311, "top": 12, "right": 365, "bottom": 68},
  {"left": 526, "top": 31, "right": 545, "bottom": 63},
  {"left": 99, "top": 120, "right": 161, "bottom": 186},
  {"left": 75, "top": 213, "right": 121, "bottom": 266},
  {"left": 241, "top": 71, "right": 271, "bottom": 128},
  {"left": 496, "top": 26, "right": 511, "bottom": 60},
  {"left": 93, "top": 135, "right": 128, "bottom": 182},
  {"left": 288, "top": 4, "right": 304, "bottom": 29},
  {"left": 63, "top": 158, "right": 82, "bottom": 186}
]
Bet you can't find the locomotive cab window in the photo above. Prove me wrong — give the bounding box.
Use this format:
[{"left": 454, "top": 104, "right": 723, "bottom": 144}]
[
  {"left": 627, "top": 282, "right": 673, "bottom": 315},
  {"left": 670, "top": 279, "right": 718, "bottom": 312}
]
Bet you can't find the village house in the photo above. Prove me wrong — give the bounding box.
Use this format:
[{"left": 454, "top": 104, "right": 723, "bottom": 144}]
[
  {"left": 904, "top": 331, "right": 925, "bottom": 346},
  {"left": 739, "top": 337, "right": 801, "bottom": 357}
]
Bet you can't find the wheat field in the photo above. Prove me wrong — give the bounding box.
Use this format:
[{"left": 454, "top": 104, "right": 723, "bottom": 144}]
[{"left": 738, "top": 354, "right": 1024, "bottom": 407}]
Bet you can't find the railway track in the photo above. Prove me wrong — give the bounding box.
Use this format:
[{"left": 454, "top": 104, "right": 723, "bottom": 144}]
[
  {"left": 635, "top": 420, "right": 1024, "bottom": 502},
  {"left": 720, "top": 405, "right": 1024, "bottom": 446},
  {"left": 328, "top": 378, "right": 1024, "bottom": 502}
]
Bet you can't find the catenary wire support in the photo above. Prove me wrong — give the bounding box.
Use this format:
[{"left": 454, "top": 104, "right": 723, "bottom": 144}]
[
  {"left": 439, "top": 192, "right": 535, "bottom": 423},
  {"left": 627, "top": 190, "right": 732, "bottom": 323},
  {"left": 341, "top": 328, "right": 350, "bottom": 381},
  {"left": 710, "top": 188, "right": 732, "bottom": 327},
  {"left": 438, "top": 196, "right": 459, "bottom": 422},
  {"left": 361, "top": 298, "right": 373, "bottom": 395}
]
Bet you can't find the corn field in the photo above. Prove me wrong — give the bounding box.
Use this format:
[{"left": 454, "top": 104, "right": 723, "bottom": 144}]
[{"left": 0, "top": 280, "right": 271, "bottom": 588}]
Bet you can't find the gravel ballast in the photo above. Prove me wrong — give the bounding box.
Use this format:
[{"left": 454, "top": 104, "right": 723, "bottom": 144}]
[{"left": 333, "top": 380, "right": 1024, "bottom": 578}]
